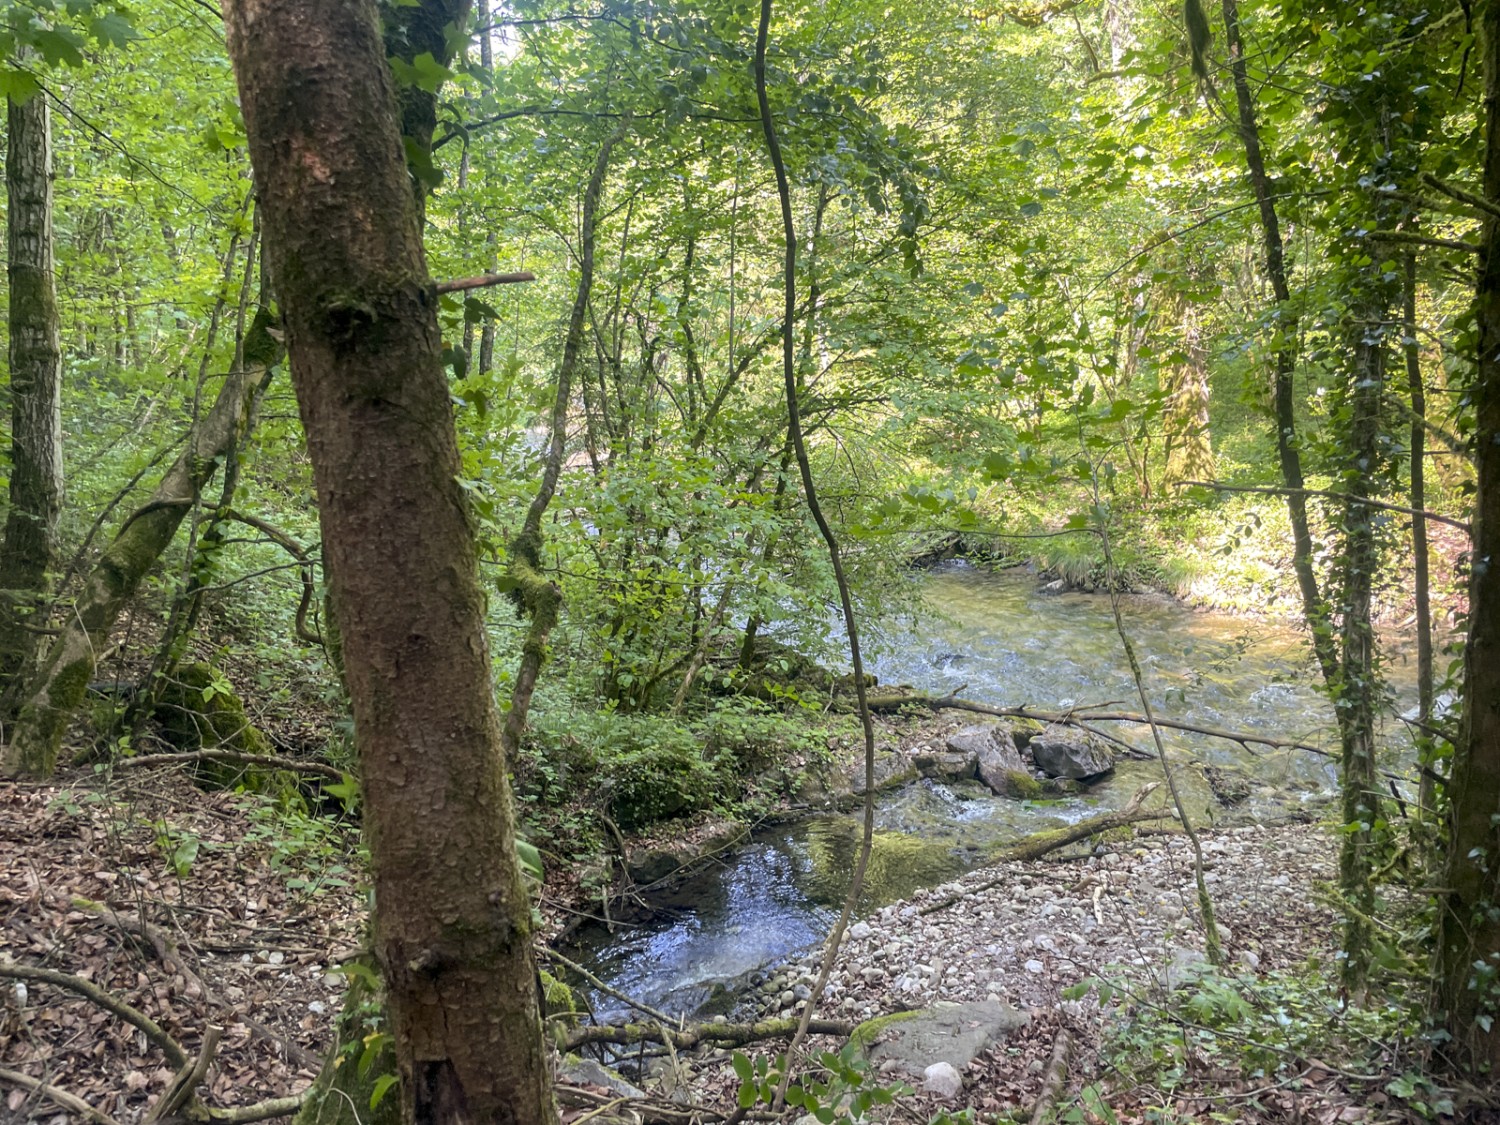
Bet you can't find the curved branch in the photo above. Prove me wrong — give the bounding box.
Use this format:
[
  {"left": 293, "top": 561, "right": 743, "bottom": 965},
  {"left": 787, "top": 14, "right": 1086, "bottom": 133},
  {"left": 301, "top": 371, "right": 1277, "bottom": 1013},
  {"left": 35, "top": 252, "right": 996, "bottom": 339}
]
[{"left": 0, "top": 961, "right": 188, "bottom": 1067}]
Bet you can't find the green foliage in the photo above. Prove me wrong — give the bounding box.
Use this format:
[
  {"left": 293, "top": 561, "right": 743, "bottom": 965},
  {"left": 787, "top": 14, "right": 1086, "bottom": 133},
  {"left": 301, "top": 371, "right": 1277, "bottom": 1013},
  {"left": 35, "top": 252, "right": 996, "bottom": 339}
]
[
  {"left": 731, "top": 1045, "right": 908, "bottom": 1122},
  {"left": 1068, "top": 961, "right": 1420, "bottom": 1105},
  {"left": 240, "top": 795, "right": 362, "bottom": 898}
]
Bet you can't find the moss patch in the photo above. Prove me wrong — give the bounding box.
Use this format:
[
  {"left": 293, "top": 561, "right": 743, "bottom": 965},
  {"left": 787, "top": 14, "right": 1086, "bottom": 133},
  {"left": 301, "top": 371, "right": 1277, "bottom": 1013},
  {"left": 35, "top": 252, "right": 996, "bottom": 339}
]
[
  {"left": 848, "top": 1009, "right": 925, "bottom": 1054},
  {"left": 154, "top": 663, "right": 275, "bottom": 790}
]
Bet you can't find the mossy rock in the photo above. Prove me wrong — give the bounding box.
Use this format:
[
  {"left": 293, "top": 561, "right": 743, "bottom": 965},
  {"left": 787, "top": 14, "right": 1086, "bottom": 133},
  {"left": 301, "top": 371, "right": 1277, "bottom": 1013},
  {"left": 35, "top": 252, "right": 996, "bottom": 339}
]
[
  {"left": 1006, "top": 718, "right": 1047, "bottom": 747},
  {"left": 848, "top": 1009, "right": 925, "bottom": 1053},
  {"left": 539, "top": 969, "right": 580, "bottom": 1019},
  {"left": 153, "top": 662, "right": 275, "bottom": 790},
  {"left": 1004, "top": 769, "right": 1042, "bottom": 799},
  {"left": 605, "top": 742, "right": 716, "bottom": 831}
]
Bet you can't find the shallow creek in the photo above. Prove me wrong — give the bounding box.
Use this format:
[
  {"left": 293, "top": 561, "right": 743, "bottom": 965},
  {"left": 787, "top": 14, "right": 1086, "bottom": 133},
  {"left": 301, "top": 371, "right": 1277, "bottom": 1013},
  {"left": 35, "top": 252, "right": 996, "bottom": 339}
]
[{"left": 566, "top": 563, "right": 1419, "bottom": 1021}]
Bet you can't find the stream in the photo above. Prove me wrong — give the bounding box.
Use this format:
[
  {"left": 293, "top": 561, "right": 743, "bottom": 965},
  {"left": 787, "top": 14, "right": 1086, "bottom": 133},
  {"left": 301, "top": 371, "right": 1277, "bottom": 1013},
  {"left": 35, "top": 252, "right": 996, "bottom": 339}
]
[{"left": 566, "top": 562, "right": 1420, "bottom": 1021}]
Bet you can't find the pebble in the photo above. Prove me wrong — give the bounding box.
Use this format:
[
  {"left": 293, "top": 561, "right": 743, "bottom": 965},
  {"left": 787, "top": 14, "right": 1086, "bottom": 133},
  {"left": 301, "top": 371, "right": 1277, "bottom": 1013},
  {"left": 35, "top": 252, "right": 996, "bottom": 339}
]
[{"left": 752, "top": 823, "right": 1338, "bottom": 1023}]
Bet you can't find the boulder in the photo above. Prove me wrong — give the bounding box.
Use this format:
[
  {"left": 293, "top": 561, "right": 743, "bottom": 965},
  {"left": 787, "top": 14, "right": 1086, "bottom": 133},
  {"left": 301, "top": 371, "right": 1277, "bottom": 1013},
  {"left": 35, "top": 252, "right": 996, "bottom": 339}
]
[
  {"left": 911, "top": 744, "right": 978, "bottom": 782},
  {"left": 948, "top": 724, "right": 1028, "bottom": 797},
  {"left": 847, "top": 750, "right": 920, "bottom": 795},
  {"left": 854, "top": 1000, "right": 1027, "bottom": 1080},
  {"left": 1029, "top": 724, "right": 1115, "bottom": 779}
]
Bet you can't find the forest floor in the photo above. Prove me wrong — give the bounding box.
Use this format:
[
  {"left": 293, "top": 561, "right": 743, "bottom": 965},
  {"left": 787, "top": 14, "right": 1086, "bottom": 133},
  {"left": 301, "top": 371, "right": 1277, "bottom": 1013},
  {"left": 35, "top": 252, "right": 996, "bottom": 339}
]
[{"left": 0, "top": 752, "right": 1458, "bottom": 1125}]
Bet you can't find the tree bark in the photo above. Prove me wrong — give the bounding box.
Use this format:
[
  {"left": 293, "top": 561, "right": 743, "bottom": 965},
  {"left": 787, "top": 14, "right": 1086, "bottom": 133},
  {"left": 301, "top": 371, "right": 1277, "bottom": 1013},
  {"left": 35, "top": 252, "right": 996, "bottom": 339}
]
[
  {"left": 1403, "top": 254, "right": 1436, "bottom": 821},
  {"left": 0, "top": 85, "right": 64, "bottom": 711},
  {"left": 1336, "top": 301, "right": 1388, "bottom": 1000},
  {"left": 1, "top": 312, "right": 280, "bottom": 778},
  {"left": 1220, "top": 0, "right": 1337, "bottom": 686},
  {"left": 1434, "top": 0, "right": 1500, "bottom": 1075},
  {"left": 222, "top": 2, "right": 555, "bottom": 1123}
]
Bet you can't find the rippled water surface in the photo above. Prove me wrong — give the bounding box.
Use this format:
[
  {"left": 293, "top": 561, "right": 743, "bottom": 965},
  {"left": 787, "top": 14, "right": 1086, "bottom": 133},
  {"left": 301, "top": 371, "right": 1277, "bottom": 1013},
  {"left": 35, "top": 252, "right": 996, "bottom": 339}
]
[{"left": 568, "top": 564, "right": 1419, "bottom": 1020}]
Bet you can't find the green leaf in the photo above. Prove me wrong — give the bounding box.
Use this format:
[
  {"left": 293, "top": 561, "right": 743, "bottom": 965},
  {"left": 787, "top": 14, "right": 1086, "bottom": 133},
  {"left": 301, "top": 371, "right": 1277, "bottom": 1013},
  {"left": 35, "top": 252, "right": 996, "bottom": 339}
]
[
  {"left": 389, "top": 52, "right": 455, "bottom": 93},
  {"left": 732, "top": 1053, "right": 754, "bottom": 1082},
  {"left": 369, "top": 1074, "right": 399, "bottom": 1110},
  {"left": 0, "top": 69, "right": 42, "bottom": 104}
]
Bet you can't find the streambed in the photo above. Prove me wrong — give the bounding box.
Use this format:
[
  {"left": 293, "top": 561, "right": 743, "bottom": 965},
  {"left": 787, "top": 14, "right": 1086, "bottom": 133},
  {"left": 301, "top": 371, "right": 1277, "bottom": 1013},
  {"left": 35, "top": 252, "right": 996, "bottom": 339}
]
[{"left": 566, "top": 563, "right": 1419, "bottom": 1021}]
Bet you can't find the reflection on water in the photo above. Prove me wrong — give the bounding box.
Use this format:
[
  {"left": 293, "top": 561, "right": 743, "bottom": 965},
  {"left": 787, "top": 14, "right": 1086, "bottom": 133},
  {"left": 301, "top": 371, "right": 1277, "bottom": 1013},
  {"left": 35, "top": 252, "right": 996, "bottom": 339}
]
[{"left": 568, "top": 563, "right": 1419, "bottom": 1020}]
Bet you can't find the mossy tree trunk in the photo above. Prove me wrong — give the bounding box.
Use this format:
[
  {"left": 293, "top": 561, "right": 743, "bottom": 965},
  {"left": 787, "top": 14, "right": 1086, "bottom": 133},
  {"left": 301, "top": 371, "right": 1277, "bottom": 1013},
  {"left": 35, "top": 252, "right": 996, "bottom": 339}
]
[
  {"left": 223, "top": 2, "right": 555, "bottom": 1123},
  {"left": 1, "top": 312, "right": 280, "bottom": 778},
  {"left": 1434, "top": 0, "right": 1500, "bottom": 1075},
  {"left": 0, "top": 82, "right": 64, "bottom": 714}
]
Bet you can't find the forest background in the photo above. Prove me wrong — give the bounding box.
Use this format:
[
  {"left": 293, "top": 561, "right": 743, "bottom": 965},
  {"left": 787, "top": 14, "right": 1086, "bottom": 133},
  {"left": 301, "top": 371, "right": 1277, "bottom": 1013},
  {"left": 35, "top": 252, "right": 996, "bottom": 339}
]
[{"left": 2, "top": 0, "right": 1500, "bottom": 1120}]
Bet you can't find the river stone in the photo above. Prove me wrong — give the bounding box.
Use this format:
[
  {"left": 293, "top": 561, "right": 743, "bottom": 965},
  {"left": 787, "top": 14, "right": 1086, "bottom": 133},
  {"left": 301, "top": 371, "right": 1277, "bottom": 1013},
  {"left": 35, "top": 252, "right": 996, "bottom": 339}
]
[
  {"left": 855, "top": 999, "right": 1027, "bottom": 1079},
  {"left": 1029, "top": 725, "right": 1115, "bottom": 779},
  {"left": 911, "top": 744, "right": 978, "bottom": 782},
  {"left": 948, "top": 724, "right": 1027, "bottom": 796},
  {"left": 923, "top": 1062, "right": 964, "bottom": 1098},
  {"left": 560, "top": 1057, "right": 645, "bottom": 1099}
]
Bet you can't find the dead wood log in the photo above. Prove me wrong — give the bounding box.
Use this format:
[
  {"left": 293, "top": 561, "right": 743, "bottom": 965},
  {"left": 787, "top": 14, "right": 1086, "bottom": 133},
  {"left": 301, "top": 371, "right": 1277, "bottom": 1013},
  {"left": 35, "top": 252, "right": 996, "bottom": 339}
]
[
  {"left": 1028, "top": 1029, "right": 1073, "bottom": 1125},
  {"left": 109, "top": 748, "right": 344, "bottom": 782},
  {"left": 921, "top": 784, "right": 1170, "bottom": 914},
  {"left": 563, "top": 1016, "right": 853, "bottom": 1053}
]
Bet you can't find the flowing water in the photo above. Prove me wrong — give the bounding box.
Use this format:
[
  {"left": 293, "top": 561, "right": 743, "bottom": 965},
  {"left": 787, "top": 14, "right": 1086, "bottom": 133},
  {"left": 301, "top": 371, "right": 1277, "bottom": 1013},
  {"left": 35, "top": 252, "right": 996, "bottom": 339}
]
[{"left": 566, "top": 563, "right": 1420, "bottom": 1020}]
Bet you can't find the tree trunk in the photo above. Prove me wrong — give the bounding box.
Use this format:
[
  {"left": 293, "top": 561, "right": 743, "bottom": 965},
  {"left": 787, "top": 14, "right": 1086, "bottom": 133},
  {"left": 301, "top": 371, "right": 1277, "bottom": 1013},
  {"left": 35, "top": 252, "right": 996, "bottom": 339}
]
[
  {"left": 223, "top": 3, "right": 555, "bottom": 1123},
  {"left": 1336, "top": 303, "right": 1388, "bottom": 1001},
  {"left": 1, "top": 312, "right": 280, "bottom": 778},
  {"left": 0, "top": 86, "right": 64, "bottom": 712},
  {"left": 1434, "top": 0, "right": 1500, "bottom": 1074},
  {"left": 1220, "top": 0, "right": 1337, "bottom": 686}
]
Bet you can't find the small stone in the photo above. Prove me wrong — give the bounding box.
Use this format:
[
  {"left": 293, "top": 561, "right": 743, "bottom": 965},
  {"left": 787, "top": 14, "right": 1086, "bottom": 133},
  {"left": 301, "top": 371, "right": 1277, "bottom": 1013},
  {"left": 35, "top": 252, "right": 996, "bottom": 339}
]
[
  {"left": 307, "top": 1000, "right": 326, "bottom": 1014},
  {"left": 850, "top": 921, "right": 873, "bottom": 940},
  {"left": 1024, "top": 959, "right": 1045, "bottom": 974},
  {"left": 780, "top": 990, "right": 796, "bottom": 1008},
  {"left": 922, "top": 1062, "right": 964, "bottom": 1099}
]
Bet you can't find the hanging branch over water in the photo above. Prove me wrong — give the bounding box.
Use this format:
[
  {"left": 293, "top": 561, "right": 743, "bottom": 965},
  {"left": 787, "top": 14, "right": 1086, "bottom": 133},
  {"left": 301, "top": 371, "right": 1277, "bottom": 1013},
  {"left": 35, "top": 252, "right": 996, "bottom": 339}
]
[{"left": 1176, "top": 479, "right": 1471, "bottom": 534}]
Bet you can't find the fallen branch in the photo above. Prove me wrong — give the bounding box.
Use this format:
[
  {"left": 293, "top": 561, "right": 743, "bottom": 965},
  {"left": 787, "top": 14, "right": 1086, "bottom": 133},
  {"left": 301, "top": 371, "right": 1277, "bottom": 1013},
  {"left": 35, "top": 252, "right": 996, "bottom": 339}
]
[
  {"left": 543, "top": 948, "right": 679, "bottom": 1026},
  {"left": 433, "top": 270, "right": 536, "bottom": 292},
  {"left": 563, "top": 1016, "right": 853, "bottom": 1053},
  {"left": 0, "top": 960, "right": 188, "bottom": 1067},
  {"left": 146, "top": 1023, "right": 222, "bottom": 1122},
  {"left": 864, "top": 690, "right": 1340, "bottom": 760},
  {"left": 109, "top": 748, "right": 345, "bottom": 782},
  {"left": 0, "top": 1068, "right": 123, "bottom": 1125},
  {"left": 921, "top": 785, "right": 1171, "bottom": 914},
  {"left": 1028, "top": 1030, "right": 1073, "bottom": 1125}
]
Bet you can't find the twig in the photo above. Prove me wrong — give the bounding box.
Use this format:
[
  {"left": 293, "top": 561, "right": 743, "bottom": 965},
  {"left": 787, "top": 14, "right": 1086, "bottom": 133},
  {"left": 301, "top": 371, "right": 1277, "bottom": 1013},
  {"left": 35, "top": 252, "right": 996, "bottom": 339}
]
[
  {"left": 110, "top": 748, "right": 344, "bottom": 781},
  {"left": 0, "top": 960, "right": 188, "bottom": 1066},
  {"left": 0, "top": 1068, "right": 123, "bottom": 1125},
  {"left": 543, "top": 948, "right": 679, "bottom": 1026},
  {"left": 1175, "top": 479, "right": 1471, "bottom": 533}
]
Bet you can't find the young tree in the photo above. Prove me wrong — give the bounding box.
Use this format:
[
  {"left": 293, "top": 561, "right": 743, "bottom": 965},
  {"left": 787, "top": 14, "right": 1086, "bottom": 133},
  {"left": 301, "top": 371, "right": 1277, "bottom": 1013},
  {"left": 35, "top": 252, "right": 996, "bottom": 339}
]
[
  {"left": 0, "top": 82, "right": 64, "bottom": 710},
  {"left": 222, "top": 1, "right": 555, "bottom": 1121},
  {"left": 1433, "top": 0, "right": 1500, "bottom": 1075}
]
